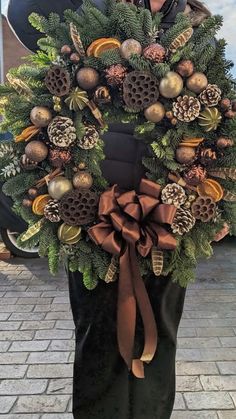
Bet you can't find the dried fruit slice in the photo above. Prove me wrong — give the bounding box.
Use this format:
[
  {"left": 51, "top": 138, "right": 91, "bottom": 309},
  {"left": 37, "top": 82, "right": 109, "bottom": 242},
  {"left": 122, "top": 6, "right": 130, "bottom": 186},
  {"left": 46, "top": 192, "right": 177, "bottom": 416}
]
[
  {"left": 87, "top": 38, "right": 109, "bottom": 56},
  {"left": 32, "top": 194, "right": 51, "bottom": 216},
  {"left": 197, "top": 178, "right": 224, "bottom": 202},
  {"left": 93, "top": 38, "right": 121, "bottom": 57},
  {"left": 15, "top": 126, "right": 40, "bottom": 143}
]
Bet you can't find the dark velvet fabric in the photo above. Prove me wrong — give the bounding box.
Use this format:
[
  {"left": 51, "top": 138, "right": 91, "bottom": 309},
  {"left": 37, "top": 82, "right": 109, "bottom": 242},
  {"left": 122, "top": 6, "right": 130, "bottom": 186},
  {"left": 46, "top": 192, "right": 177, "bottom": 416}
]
[{"left": 68, "top": 271, "right": 186, "bottom": 419}]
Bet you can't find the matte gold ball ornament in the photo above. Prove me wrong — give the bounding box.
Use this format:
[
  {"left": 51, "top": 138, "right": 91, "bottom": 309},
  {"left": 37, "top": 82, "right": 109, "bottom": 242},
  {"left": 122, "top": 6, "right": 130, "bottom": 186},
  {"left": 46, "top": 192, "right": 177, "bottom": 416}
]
[
  {"left": 48, "top": 176, "right": 73, "bottom": 200},
  {"left": 144, "top": 102, "right": 165, "bottom": 123},
  {"left": 186, "top": 72, "right": 208, "bottom": 93},
  {"left": 76, "top": 67, "right": 100, "bottom": 90},
  {"left": 159, "top": 72, "right": 184, "bottom": 99},
  {"left": 176, "top": 60, "right": 194, "bottom": 77},
  {"left": 120, "top": 39, "right": 142, "bottom": 60},
  {"left": 30, "top": 106, "right": 52, "bottom": 128},
  {"left": 175, "top": 146, "right": 196, "bottom": 164},
  {"left": 73, "top": 171, "right": 93, "bottom": 189},
  {"left": 25, "top": 141, "right": 48, "bottom": 162}
]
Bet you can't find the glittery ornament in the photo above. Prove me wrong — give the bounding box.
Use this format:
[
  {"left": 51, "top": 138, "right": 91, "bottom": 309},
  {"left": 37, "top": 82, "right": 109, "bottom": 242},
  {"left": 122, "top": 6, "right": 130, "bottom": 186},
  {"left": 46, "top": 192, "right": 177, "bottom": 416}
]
[
  {"left": 105, "top": 64, "right": 128, "bottom": 87},
  {"left": 76, "top": 67, "right": 100, "bottom": 90},
  {"left": 143, "top": 43, "right": 166, "bottom": 63},
  {"left": 120, "top": 39, "right": 142, "bottom": 60},
  {"left": 176, "top": 60, "right": 194, "bottom": 77},
  {"left": 73, "top": 171, "right": 93, "bottom": 189},
  {"left": 49, "top": 148, "right": 72, "bottom": 168},
  {"left": 176, "top": 146, "right": 196, "bottom": 164},
  {"left": 187, "top": 72, "right": 208, "bottom": 94},
  {"left": 184, "top": 165, "right": 207, "bottom": 186},
  {"left": 25, "top": 141, "right": 48, "bottom": 163},
  {"left": 30, "top": 106, "right": 52, "bottom": 128}
]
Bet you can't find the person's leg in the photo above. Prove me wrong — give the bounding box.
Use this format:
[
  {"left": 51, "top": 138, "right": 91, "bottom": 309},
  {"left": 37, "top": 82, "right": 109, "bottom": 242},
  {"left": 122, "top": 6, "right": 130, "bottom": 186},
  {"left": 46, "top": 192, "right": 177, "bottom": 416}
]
[
  {"left": 68, "top": 271, "right": 130, "bottom": 419},
  {"left": 131, "top": 275, "right": 186, "bottom": 419}
]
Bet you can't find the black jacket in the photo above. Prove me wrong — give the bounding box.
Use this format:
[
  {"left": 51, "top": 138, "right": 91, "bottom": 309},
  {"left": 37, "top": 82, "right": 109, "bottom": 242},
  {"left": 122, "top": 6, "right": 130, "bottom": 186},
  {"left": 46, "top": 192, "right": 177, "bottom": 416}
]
[{"left": 7, "top": 0, "right": 186, "bottom": 190}]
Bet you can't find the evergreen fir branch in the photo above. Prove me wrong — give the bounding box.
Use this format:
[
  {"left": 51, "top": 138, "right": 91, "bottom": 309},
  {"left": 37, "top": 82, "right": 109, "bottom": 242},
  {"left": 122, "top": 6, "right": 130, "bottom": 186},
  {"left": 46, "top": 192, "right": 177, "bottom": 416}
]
[
  {"left": 151, "top": 62, "right": 170, "bottom": 79},
  {"left": 161, "top": 13, "right": 191, "bottom": 49},
  {"left": 2, "top": 173, "right": 40, "bottom": 199},
  {"left": 141, "top": 8, "right": 153, "bottom": 38},
  {"left": 28, "top": 13, "right": 49, "bottom": 33},
  {"left": 104, "top": 0, "right": 117, "bottom": 17},
  {"left": 64, "top": 9, "right": 86, "bottom": 30},
  {"left": 223, "top": 203, "right": 236, "bottom": 235},
  {"left": 83, "top": 267, "right": 98, "bottom": 290},
  {"left": 110, "top": 3, "right": 145, "bottom": 43},
  {"left": 99, "top": 48, "right": 123, "bottom": 67},
  {"left": 191, "top": 15, "right": 223, "bottom": 45},
  {"left": 128, "top": 54, "right": 150, "bottom": 72}
]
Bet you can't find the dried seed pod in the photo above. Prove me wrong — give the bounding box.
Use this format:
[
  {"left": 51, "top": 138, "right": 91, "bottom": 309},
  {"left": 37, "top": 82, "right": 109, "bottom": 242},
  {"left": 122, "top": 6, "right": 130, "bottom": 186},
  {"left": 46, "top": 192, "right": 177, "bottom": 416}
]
[
  {"left": 45, "top": 66, "right": 71, "bottom": 97},
  {"left": 151, "top": 248, "right": 164, "bottom": 276},
  {"left": 123, "top": 71, "right": 159, "bottom": 111}
]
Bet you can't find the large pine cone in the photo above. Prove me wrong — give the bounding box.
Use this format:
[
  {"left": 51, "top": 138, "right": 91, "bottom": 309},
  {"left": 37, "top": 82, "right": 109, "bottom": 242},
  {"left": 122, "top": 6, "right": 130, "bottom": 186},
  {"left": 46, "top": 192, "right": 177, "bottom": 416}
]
[
  {"left": 161, "top": 183, "right": 186, "bottom": 208},
  {"left": 173, "top": 95, "right": 201, "bottom": 122},
  {"left": 44, "top": 199, "right": 60, "bottom": 223},
  {"left": 77, "top": 125, "right": 99, "bottom": 150},
  {"left": 199, "top": 84, "right": 222, "bottom": 107},
  {"left": 171, "top": 207, "right": 196, "bottom": 235},
  {"left": 143, "top": 44, "right": 166, "bottom": 63},
  {"left": 48, "top": 117, "right": 76, "bottom": 148}
]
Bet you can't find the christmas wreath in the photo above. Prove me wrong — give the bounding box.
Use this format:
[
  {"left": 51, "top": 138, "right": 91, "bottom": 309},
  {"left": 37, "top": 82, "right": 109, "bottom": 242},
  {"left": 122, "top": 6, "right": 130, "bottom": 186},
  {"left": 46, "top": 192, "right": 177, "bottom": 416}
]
[{"left": 0, "top": 0, "right": 236, "bottom": 292}]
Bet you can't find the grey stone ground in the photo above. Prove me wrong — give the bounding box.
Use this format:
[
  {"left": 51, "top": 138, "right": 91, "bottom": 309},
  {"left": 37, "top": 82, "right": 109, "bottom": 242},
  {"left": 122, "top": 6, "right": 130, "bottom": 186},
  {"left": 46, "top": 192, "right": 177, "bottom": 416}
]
[{"left": 0, "top": 238, "right": 235, "bottom": 418}]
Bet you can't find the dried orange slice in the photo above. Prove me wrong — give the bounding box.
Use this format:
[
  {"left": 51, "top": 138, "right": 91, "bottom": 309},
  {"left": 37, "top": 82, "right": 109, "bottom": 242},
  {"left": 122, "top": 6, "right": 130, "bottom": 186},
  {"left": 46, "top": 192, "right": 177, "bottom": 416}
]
[
  {"left": 180, "top": 137, "right": 204, "bottom": 147},
  {"left": 197, "top": 179, "right": 224, "bottom": 202},
  {"left": 93, "top": 38, "right": 121, "bottom": 57},
  {"left": 179, "top": 142, "right": 200, "bottom": 147},
  {"left": 32, "top": 194, "right": 51, "bottom": 216},
  {"left": 87, "top": 38, "right": 109, "bottom": 56},
  {"left": 15, "top": 126, "right": 40, "bottom": 143}
]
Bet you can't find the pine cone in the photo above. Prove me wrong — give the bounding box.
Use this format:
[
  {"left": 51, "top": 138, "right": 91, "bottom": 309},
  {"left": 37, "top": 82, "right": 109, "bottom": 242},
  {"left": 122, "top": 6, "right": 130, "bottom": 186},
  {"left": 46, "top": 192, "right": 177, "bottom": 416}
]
[
  {"left": 171, "top": 207, "right": 196, "bottom": 235},
  {"left": 44, "top": 199, "right": 60, "bottom": 223},
  {"left": 143, "top": 43, "right": 166, "bottom": 63},
  {"left": 161, "top": 183, "right": 187, "bottom": 208},
  {"left": 78, "top": 125, "right": 99, "bottom": 150},
  {"left": 173, "top": 95, "right": 201, "bottom": 122},
  {"left": 184, "top": 165, "right": 207, "bottom": 186},
  {"left": 48, "top": 116, "right": 76, "bottom": 148},
  {"left": 199, "top": 148, "right": 217, "bottom": 166},
  {"left": 199, "top": 84, "right": 222, "bottom": 107},
  {"left": 49, "top": 148, "right": 72, "bottom": 168},
  {"left": 105, "top": 64, "right": 128, "bottom": 87}
]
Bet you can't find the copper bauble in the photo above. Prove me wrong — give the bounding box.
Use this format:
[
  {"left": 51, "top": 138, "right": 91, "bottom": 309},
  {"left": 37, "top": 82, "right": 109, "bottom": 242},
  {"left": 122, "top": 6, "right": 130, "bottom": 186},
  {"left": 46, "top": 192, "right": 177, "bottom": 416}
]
[
  {"left": 186, "top": 72, "right": 208, "bottom": 93},
  {"left": 144, "top": 102, "right": 165, "bottom": 123},
  {"left": 120, "top": 39, "right": 142, "bottom": 60},
  {"left": 175, "top": 146, "right": 196, "bottom": 164},
  {"left": 70, "top": 53, "right": 80, "bottom": 63},
  {"left": 225, "top": 110, "right": 236, "bottom": 119},
  {"left": 61, "top": 45, "right": 72, "bottom": 54},
  {"left": 28, "top": 187, "right": 38, "bottom": 199},
  {"left": 232, "top": 100, "right": 236, "bottom": 112},
  {"left": 58, "top": 223, "right": 82, "bottom": 245},
  {"left": 76, "top": 67, "right": 100, "bottom": 90},
  {"left": 159, "top": 72, "right": 183, "bottom": 99},
  {"left": 22, "top": 198, "right": 33, "bottom": 208},
  {"left": 220, "top": 98, "right": 231, "bottom": 111},
  {"left": 176, "top": 60, "right": 194, "bottom": 77},
  {"left": 48, "top": 176, "right": 73, "bottom": 200},
  {"left": 216, "top": 137, "right": 234, "bottom": 148},
  {"left": 25, "top": 141, "right": 48, "bottom": 162},
  {"left": 49, "top": 148, "right": 72, "bottom": 168},
  {"left": 73, "top": 171, "right": 93, "bottom": 189},
  {"left": 30, "top": 106, "right": 52, "bottom": 128}
]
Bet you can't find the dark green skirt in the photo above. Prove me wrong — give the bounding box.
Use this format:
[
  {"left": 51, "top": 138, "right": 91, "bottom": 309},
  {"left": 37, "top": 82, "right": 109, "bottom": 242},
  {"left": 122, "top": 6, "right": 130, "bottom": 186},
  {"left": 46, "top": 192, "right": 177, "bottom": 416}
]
[{"left": 68, "top": 272, "right": 186, "bottom": 419}]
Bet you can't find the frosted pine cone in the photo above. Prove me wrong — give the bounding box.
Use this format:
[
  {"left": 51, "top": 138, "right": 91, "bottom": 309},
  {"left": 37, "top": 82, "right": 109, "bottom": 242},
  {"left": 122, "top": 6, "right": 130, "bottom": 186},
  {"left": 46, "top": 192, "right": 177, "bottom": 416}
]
[
  {"left": 199, "top": 84, "right": 222, "bottom": 107},
  {"left": 143, "top": 43, "right": 166, "bottom": 63},
  {"left": 77, "top": 125, "right": 99, "bottom": 150},
  {"left": 161, "top": 183, "right": 187, "bottom": 208},
  {"left": 105, "top": 64, "right": 128, "bottom": 87},
  {"left": 171, "top": 207, "right": 196, "bottom": 235},
  {"left": 44, "top": 199, "right": 60, "bottom": 222},
  {"left": 173, "top": 95, "right": 201, "bottom": 122},
  {"left": 48, "top": 116, "right": 76, "bottom": 148}
]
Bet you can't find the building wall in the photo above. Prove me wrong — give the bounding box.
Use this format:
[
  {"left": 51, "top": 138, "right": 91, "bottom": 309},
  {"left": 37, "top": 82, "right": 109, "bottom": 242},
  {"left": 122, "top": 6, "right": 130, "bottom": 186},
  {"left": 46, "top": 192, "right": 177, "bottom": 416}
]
[{"left": 2, "top": 16, "right": 30, "bottom": 78}]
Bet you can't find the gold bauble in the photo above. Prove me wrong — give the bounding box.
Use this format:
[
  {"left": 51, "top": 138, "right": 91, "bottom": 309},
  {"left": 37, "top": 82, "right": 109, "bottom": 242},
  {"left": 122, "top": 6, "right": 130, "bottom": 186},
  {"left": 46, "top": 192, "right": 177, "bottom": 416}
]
[
  {"left": 48, "top": 176, "right": 73, "bottom": 200},
  {"left": 176, "top": 146, "right": 196, "bottom": 164},
  {"left": 76, "top": 67, "right": 100, "bottom": 90},
  {"left": 120, "top": 39, "right": 142, "bottom": 60},
  {"left": 187, "top": 72, "right": 208, "bottom": 94},
  {"left": 73, "top": 171, "right": 93, "bottom": 189},
  {"left": 144, "top": 102, "right": 165, "bottom": 123},
  {"left": 159, "top": 72, "right": 184, "bottom": 99},
  {"left": 58, "top": 223, "right": 82, "bottom": 245},
  {"left": 30, "top": 106, "right": 52, "bottom": 128},
  {"left": 25, "top": 140, "right": 48, "bottom": 162}
]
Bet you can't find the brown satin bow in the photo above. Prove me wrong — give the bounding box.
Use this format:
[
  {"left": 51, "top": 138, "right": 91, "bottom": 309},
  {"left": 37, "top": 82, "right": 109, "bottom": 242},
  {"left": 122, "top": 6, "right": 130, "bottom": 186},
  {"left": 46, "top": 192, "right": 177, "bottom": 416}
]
[{"left": 88, "top": 178, "right": 177, "bottom": 378}]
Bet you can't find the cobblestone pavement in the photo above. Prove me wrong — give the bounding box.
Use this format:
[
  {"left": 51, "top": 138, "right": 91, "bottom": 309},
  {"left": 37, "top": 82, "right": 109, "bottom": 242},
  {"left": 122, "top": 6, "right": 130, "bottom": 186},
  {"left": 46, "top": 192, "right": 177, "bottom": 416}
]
[{"left": 0, "top": 238, "right": 235, "bottom": 418}]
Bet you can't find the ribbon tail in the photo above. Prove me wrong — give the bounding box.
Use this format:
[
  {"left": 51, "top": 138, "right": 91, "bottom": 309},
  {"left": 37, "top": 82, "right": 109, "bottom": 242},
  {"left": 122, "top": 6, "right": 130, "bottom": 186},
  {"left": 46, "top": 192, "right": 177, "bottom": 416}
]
[
  {"left": 129, "top": 246, "right": 158, "bottom": 366},
  {"left": 117, "top": 247, "right": 136, "bottom": 371}
]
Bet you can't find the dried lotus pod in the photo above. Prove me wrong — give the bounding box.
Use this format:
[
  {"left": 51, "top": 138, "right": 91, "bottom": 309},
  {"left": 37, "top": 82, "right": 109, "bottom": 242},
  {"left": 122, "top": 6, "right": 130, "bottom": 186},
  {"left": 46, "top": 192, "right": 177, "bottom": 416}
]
[
  {"left": 45, "top": 66, "right": 71, "bottom": 97},
  {"left": 123, "top": 71, "right": 159, "bottom": 112},
  {"left": 191, "top": 196, "right": 216, "bottom": 222},
  {"left": 59, "top": 189, "right": 99, "bottom": 226}
]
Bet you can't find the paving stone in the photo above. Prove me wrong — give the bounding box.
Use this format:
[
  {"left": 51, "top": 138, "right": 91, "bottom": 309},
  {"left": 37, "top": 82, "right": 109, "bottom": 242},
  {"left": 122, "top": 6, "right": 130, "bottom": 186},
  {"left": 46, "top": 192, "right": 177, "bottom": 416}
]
[
  {"left": 52, "top": 297, "right": 70, "bottom": 304},
  {"left": 176, "top": 376, "right": 202, "bottom": 391},
  {"left": 4, "top": 291, "right": 42, "bottom": 298},
  {"left": 176, "top": 361, "right": 219, "bottom": 375},
  {"left": 0, "top": 321, "right": 21, "bottom": 330},
  {"left": 0, "top": 415, "right": 40, "bottom": 419},
  {"left": 178, "top": 328, "right": 197, "bottom": 337},
  {"left": 45, "top": 312, "right": 73, "bottom": 320},
  {"left": 0, "top": 379, "right": 48, "bottom": 395},
  {"left": 49, "top": 304, "right": 71, "bottom": 312},
  {"left": 27, "top": 364, "right": 73, "bottom": 378},
  {"left": 220, "top": 337, "right": 236, "bottom": 347},
  {"left": 184, "top": 392, "right": 234, "bottom": 410},
  {"left": 33, "top": 305, "right": 52, "bottom": 312},
  {"left": 9, "top": 313, "right": 45, "bottom": 321},
  {"left": 200, "top": 375, "right": 236, "bottom": 391},
  {"left": 0, "top": 313, "right": 10, "bottom": 320},
  {"left": 217, "top": 411, "right": 236, "bottom": 419},
  {"left": 183, "top": 311, "right": 219, "bottom": 319},
  {"left": 196, "top": 328, "right": 235, "bottom": 337},
  {"left": 229, "top": 392, "right": 236, "bottom": 406},
  {"left": 41, "top": 415, "right": 73, "bottom": 419},
  {"left": 9, "top": 340, "right": 50, "bottom": 352},
  {"left": 35, "top": 329, "right": 73, "bottom": 340},
  {"left": 47, "top": 378, "right": 72, "bottom": 394},
  {"left": 1, "top": 297, "right": 18, "bottom": 305},
  {"left": 0, "top": 341, "right": 11, "bottom": 352},
  {"left": 0, "top": 352, "right": 28, "bottom": 365},
  {"left": 178, "top": 337, "right": 221, "bottom": 349},
  {"left": 68, "top": 352, "right": 75, "bottom": 363},
  {"left": 173, "top": 393, "right": 185, "bottom": 410},
  {"left": 0, "top": 365, "right": 28, "bottom": 379},
  {"left": 55, "top": 320, "right": 75, "bottom": 330},
  {"left": 171, "top": 412, "right": 218, "bottom": 419},
  {"left": 0, "top": 396, "right": 17, "bottom": 413},
  {"left": 27, "top": 351, "right": 70, "bottom": 364},
  {"left": 20, "top": 321, "right": 55, "bottom": 330},
  {"left": 42, "top": 291, "right": 68, "bottom": 297},
  {"left": 0, "top": 330, "right": 34, "bottom": 340},
  {"left": 48, "top": 340, "right": 75, "bottom": 352},
  {"left": 14, "top": 395, "right": 70, "bottom": 413},
  {"left": 0, "top": 305, "right": 35, "bottom": 313},
  {"left": 17, "top": 298, "right": 53, "bottom": 305}
]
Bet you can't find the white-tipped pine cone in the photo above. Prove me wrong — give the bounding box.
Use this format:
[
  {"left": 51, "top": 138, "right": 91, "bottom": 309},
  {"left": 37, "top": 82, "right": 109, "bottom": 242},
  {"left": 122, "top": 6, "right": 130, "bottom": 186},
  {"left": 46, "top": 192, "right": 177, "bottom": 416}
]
[
  {"left": 171, "top": 207, "right": 196, "bottom": 235},
  {"left": 48, "top": 116, "right": 76, "bottom": 148},
  {"left": 44, "top": 199, "right": 60, "bottom": 222},
  {"left": 161, "top": 183, "right": 187, "bottom": 208},
  {"left": 199, "top": 84, "right": 222, "bottom": 107},
  {"left": 173, "top": 95, "right": 201, "bottom": 122},
  {"left": 77, "top": 125, "right": 99, "bottom": 150}
]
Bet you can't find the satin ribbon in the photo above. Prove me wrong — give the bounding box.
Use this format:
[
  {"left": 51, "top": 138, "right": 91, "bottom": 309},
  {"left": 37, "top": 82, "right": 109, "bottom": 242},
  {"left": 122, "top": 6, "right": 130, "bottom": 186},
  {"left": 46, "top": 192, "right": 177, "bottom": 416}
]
[{"left": 88, "top": 178, "right": 177, "bottom": 377}]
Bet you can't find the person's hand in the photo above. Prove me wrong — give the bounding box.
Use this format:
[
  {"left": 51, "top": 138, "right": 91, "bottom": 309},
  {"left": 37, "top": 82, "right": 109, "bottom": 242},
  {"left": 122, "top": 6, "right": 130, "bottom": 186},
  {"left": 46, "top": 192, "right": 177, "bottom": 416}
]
[{"left": 150, "top": 0, "right": 167, "bottom": 13}]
